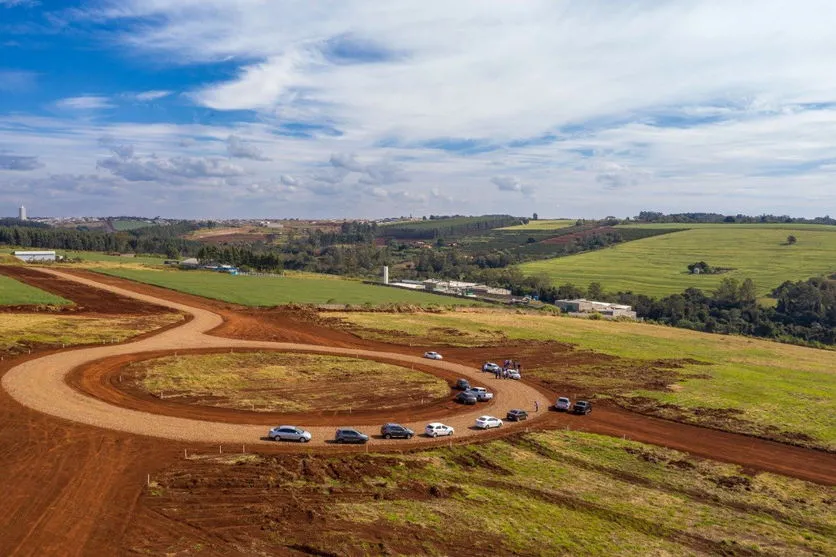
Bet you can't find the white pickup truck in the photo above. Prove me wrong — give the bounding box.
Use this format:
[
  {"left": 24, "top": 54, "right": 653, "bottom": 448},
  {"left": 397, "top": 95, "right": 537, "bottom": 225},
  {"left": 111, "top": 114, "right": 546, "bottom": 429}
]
[{"left": 466, "top": 386, "right": 494, "bottom": 401}]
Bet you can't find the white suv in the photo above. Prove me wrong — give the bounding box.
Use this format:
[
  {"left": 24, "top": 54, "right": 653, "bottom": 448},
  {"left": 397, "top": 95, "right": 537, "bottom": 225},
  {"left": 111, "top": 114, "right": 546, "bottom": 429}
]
[
  {"left": 424, "top": 351, "right": 443, "bottom": 360},
  {"left": 425, "top": 422, "right": 454, "bottom": 437}
]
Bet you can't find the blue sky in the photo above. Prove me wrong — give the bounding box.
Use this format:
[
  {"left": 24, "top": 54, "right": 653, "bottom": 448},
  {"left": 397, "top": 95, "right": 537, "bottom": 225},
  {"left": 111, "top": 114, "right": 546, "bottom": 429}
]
[{"left": 2, "top": 0, "right": 836, "bottom": 219}]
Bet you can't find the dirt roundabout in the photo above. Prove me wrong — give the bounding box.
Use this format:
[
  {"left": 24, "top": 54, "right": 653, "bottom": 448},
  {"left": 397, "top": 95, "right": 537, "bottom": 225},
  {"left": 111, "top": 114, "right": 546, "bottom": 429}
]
[
  {"left": 2, "top": 269, "right": 553, "bottom": 447},
  {"left": 2, "top": 267, "right": 835, "bottom": 478},
  {"left": 69, "top": 348, "right": 501, "bottom": 426}
]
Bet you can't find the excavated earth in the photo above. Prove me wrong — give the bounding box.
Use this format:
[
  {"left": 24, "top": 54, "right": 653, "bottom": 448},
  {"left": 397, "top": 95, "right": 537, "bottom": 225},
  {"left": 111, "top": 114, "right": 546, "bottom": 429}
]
[{"left": 0, "top": 266, "right": 834, "bottom": 556}]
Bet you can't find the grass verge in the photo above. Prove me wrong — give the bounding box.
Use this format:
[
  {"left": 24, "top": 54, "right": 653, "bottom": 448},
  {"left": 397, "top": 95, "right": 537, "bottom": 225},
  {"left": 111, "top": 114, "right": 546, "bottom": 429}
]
[
  {"left": 0, "top": 313, "right": 184, "bottom": 355},
  {"left": 147, "top": 430, "right": 836, "bottom": 556},
  {"left": 333, "top": 309, "right": 836, "bottom": 449},
  {"left": 129, "top": 352, "right": 449, "bottom": 412}
]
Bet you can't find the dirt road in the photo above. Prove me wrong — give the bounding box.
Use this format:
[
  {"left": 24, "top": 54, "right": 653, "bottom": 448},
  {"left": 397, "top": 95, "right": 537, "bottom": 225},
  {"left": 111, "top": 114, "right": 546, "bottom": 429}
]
[
  {"left": 2, "top": 269, "right": 551, "bottom": 446},
  {"left": 2, "top": 267, "right": 835, "bottom": 482}
]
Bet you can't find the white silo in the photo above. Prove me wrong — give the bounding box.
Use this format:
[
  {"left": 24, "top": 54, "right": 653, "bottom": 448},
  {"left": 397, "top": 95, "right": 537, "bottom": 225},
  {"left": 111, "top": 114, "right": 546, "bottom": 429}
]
[
  {"left": 383, "top": 265, "right": 389, "bottom": 285},
  {"left": 18, "top": 206, "right": 27, "bottom": 221}
]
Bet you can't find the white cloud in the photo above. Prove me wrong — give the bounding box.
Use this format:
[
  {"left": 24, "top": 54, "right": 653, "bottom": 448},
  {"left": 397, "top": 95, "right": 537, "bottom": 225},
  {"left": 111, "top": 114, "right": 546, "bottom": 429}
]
[
  {"left": 7, "top": 1, "right": 836, "bottom": 217},
  {"left": 226, "top": 135, "right": 270, "bottom": 161},
  {"left": 0, "top": 152, "right": 42, "bottom": 171},
  {"left": 134, "top": 90, "right": 172, "bottom": 101},
  {"left": 54, "top": 95, "right": 114, "bottom": 110}
]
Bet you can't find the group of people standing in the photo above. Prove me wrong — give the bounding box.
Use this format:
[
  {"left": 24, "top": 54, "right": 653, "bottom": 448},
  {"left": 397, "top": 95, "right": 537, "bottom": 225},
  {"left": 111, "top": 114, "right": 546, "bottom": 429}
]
[{"left": 493, "top": 359, "right": 522, "bottom": 379}]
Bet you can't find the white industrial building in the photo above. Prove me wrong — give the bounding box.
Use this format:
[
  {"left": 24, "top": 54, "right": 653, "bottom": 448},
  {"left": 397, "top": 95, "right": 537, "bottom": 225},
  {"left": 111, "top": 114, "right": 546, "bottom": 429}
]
[
  {"left": 555, "top": 298, "right": 637, "bottom": 319},
  {"left": 13, "top": 250, "right": 56, "bottom": 262}
]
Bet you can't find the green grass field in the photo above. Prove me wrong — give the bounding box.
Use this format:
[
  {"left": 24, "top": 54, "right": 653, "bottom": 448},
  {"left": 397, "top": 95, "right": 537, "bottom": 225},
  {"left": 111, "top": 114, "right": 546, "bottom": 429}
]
[
  {"left": 518, "top": 224, "right": 836, "bottom": 297},
  {"left": 59, "top": 251, "right": 167, "bottom": 265},
  {"left": 335, "top": 310, "right": 836, "bottom": 449},
  {"left": 110, "top": 219, "right": 156, "bottom": 231},
  {"left": 96, "top": 268, "right": 484, "bottom": 307},
  {"left": 499, "top": 219, "right": 576, "bottom": 230},
  {"left": 0, "top": 274, "right": 70, "bottom": 305}
]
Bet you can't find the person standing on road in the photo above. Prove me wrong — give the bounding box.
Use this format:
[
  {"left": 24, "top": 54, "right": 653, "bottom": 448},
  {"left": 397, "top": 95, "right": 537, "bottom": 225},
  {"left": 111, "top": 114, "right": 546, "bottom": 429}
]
[{"left": 534, "top": 400, "right": 539, "bottom": 412}]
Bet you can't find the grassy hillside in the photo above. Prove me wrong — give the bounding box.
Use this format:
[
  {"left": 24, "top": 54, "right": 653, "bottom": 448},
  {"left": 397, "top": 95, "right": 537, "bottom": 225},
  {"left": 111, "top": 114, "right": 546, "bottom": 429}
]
[
  {"left": 335, "top": 309, "right": 836, "bottom": 449},
  {"left": 96, "top": 268, "right": 483, "bottom": 307},
  {"left": 0, "top": 273, "right": 70, "bottom": 306},
  {"left": 518, "top": 224, "right": 836, "bottom": 297},
  {"left": 151, "top": 431, "right": 835, "bottom": 555},
  {"left": 498, "top": 219, "right": 576, "bottom": 230}
]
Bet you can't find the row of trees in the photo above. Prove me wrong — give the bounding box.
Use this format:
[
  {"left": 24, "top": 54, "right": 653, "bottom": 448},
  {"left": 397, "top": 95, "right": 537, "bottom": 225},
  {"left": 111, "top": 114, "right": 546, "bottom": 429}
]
[{"left": 635, "top": 211, "right": 836, "bottom": 225}]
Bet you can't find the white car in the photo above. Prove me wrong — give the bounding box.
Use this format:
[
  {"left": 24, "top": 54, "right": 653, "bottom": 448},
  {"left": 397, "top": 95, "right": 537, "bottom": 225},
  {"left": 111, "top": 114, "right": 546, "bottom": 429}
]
[
  {"left": 507, "top": 369, "right": 521, "bottom": 380},
  {"left": 268, "top": 425, "right": 312, "bottom": 442},
  {"left": 466, "top": 386, "right": 494, "bottom": 401},
  {"left": 475, "top": 416, "right": 503, "bottom": 429},
  {"left": 424, "top": 351, "right": 443, "bottom": 360},
  {"left": 482, "top": 362, "right": 501, "bottom": 373},
  {"left": 425, "top": 422, "right": 454, "bottom": 437},
  {"left": 555, "top": 397, "right": 571, "bottom": 411}
]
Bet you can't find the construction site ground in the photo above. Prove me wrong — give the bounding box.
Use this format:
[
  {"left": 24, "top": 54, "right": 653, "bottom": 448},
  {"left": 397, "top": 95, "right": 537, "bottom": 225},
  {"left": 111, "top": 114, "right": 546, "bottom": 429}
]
[{"left": 0, "top": 265, "right": 834, "bottom": 556}]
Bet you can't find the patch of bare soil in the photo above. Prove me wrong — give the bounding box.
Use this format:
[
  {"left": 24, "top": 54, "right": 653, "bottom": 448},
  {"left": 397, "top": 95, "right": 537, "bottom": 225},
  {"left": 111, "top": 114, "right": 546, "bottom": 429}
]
[
  {"left": 124, "top": 453, "right": 501, "bottom": 556},
  {"left": 0, "top": 265, "right": 176, "bottom": 316}
]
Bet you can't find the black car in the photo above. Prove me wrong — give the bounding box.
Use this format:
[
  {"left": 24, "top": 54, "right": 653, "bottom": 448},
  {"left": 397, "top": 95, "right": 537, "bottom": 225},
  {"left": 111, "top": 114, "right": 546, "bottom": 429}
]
[
  {"left": 455, "top": 391, "right": 478, "bottom": 405},
  {"left": 506, "top": 409, "right": 529, "bottom": 422},
  {"left": 380, "top": 423, "right": 414, "bottom": 439},
  {"left": 335, "top": 428, "right": 370, "bottom": 443},
  {"left": 455, "top": 378, "right": 471, "bottom": 390},
  {"left": 571, "top": 401, "right": 592, "bottom": 415}
]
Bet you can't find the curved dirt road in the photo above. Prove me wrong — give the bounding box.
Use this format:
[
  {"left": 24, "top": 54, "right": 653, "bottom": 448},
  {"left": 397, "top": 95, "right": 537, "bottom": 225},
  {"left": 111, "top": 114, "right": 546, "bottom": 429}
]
[
  {"left": 2, "top": 269, "right": 551, "bottom": 446},
  {"left": 3, "top": 268, "right": 836, "bottom": 486}
]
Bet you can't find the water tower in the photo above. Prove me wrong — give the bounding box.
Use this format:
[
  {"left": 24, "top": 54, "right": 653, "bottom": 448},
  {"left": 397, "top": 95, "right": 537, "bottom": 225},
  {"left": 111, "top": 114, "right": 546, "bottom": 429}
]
[
  {"left": 18, "top": 206, "right": 27, "bottom": 221},
  {"left": 382, "top": 265, "right": 389, "bottom": 285}
]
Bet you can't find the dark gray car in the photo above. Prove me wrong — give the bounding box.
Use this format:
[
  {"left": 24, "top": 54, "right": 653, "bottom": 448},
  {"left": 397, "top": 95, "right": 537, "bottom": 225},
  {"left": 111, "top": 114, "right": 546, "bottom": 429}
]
[
  {"left": 335, "top": 428, "right": 369, "bottom": 444},
  {"left": 380, "top": 423, "right": 414, "bottom": 439}
]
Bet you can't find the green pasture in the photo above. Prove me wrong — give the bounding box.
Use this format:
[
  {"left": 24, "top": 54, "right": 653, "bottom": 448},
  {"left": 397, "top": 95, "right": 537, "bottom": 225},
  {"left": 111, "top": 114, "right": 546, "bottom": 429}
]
[
  {"left": 335, "top": 310, "right": 836, "bottom": 449},
  {"left": 499, "top": 219, "right": 576, "bottom": 230},
  {"left": 96, "top": 268, "right": 484, "bottom": 307},
  {"left": 110, "top": 219, "right": 156, "bottom": 231},
  {"left": 0, "top": 273, "right": 70, "bottom": 306},
  {"left": 59, "top": 251, "right": 167, "bottom": 265},
  {"left": 519, "top": 224, "right": 836, "bottom": 297}
]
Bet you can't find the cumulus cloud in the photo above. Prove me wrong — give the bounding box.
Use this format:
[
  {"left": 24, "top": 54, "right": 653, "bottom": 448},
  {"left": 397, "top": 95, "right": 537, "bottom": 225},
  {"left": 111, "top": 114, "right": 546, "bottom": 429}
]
[
  {"left": 54, "top": 95, "right": 114, "bottom": 110},
  {"left": 97, "top": 150, "right": 245, "bottom": 182},
  {"left": 329, "top": 152, "right": 365, "bottom": 173},
  {"left": 226, "top": 135, "right": 270, "bottom": 161},
  {"left": 0, "top": 152, "right": 43, "bottom": 171}
]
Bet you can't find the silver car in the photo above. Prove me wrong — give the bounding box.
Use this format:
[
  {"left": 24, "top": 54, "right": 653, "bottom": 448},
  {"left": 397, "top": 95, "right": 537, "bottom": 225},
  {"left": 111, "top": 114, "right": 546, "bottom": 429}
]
[
  {"left": 268, "top": 425, "right": 312, "bottom": 442},
  {"left": 555, "top": 397, "right": 571, "bottom": 411}
]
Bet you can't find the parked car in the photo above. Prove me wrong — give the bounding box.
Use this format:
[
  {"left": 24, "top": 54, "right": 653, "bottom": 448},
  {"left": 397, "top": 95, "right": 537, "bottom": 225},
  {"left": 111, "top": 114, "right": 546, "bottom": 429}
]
[
  {"left": 425, "top": 423, "right": 455, "bottom": 437},
  {"left": 455, "top": 391, "right": 478, "bottom": 405},
  {"left": 475, "top": 416, "right": 503, "bottom": 429},
  {"left": 424, "top": 351, "right": 443, "bottom": 360},
  {"left": 482, "top": 362, "right": 501, "bottom": 373},
  {"left": 380, "top": 423, "right": 414, "bottom": 439},
  {"left": 335, "top": 428, "right": 369, "bottom": 444},
  {"left": 555, "top": 397, "right": 571, "bottom": 412},
  {"left": 506, "top": 409, "right": 529, "bottom": 422},
  {"left": 571, "top": 401, "right": 592, "bottom": 415},
  {"left": 454, "top": 378, "right": 471, "bottom": 390},
  {"left": 507, "top": 369, "right": 521, "bottom": 380},
  {"left": 466, "top": 386, "right": 494, "bottom": 401},
  {"left": 268, "top": 425, "right": 312, "bottom": 443}
]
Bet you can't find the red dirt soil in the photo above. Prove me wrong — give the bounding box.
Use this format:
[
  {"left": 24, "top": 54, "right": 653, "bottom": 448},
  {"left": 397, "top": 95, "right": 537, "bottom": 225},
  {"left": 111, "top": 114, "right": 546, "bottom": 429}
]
[{"left": 0, "top": 266, "right": 835, "bottom": 556}]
